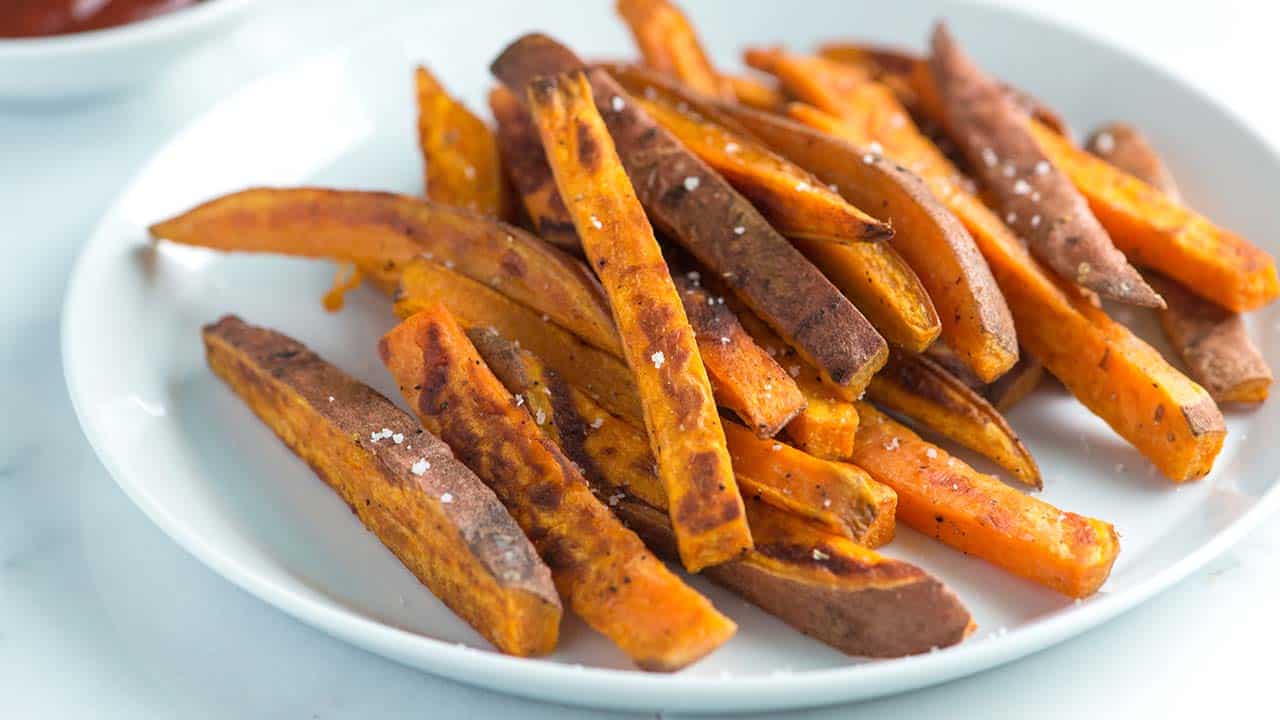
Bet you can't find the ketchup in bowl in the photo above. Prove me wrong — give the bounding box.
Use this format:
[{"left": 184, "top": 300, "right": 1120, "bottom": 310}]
[{"left": 0, "top": 0, "right": 202, "bottom": 38}]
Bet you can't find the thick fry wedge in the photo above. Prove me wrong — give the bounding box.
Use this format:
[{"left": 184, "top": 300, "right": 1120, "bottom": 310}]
[
  {"left": 615, "top": 0, "right": 732, "bottom": 99},
  {"left": 492, "top": 35, "right": 888, "bottom": 391},
  {"left": 670, "top": 265, "right": 806, "bottom": 437},
  {"left": 852, "top": 403, "right": 1119, "bottom": 598},
  {"left": 867, "top": 350, "right": 1040, "bottom": 487},
  {"left": 395, "top": 258, "right": 643, "bottom": 425},
  {"left": 149, "top": 188, "right": 617, "bottom": 354},
  {"left": 631, "top": 92, "right": 893, "bottom": 244},
  {"left": 782, "top": 89, "right": 1227, "bottom": 480},
  {"left": 1030, "top": 122, "right": 1279, "bottom": 312},
  {"left": 928, "top": 25, "right": 1161, "bottom": 307},
  {"left": 380, "top": 306, "right": 735, "bottom": 671},
  {"left": 203, "top": 316, "right": 561, "bottom": 656},
  {"left": 468, "top": 328, "right": 970, "bottom": 657},
  {"left": 415, "top": 66, "right": 511, "bottom": 217},
  {"left": 712, "top": 103, "right": 1016, "bottom": 378},
  {"left": 526, "top": 70, "right": 750, "bottom": 572},
  {"left": 1083, "top": 125, "right": 1273, "bottom": 403},
  {"left": 725, "top": 73, "right": 785, "bottom": 111},
  {"left": 488, "top": 86, "right": 584, "bottom": 253},
  {"left": 1145, "top": 272, "right": 1272, "bottom": 404},
  {"left": 467, "top": 326, "right": 892, "bottom": 546}
]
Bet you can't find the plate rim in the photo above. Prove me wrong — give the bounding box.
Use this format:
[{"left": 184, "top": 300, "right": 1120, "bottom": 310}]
[{"left": 60, "top": 0, "right": 1280, "bottom": 712}]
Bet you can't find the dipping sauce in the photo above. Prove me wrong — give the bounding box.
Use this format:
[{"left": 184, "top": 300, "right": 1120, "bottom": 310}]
[{"left": 0, "top": 0, "right": 202, "bottom": 38}]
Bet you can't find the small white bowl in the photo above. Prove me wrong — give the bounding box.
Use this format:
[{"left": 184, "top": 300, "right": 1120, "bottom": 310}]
[{"left": 0, "top": 0, "right": 258, "bottom": 101}]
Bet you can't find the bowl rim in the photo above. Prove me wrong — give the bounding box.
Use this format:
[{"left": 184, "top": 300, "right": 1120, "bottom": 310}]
[{"left": 0, "top": 0, "right": 258, "bottom": 57}]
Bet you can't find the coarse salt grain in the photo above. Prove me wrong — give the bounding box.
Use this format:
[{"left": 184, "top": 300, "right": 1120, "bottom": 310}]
[
  {"left": 535, "top": 409, "right": 546, "bottom": 425},
  {"left": 463, "top": 165, "right": 476, "bottom": 180},
  {"left": 1006, "top": 211, "right": 1018, "bottom": 224},
  {"left": 440, "top": 492, "right": 453, "bottom": 503},
  {"left": 683, "top": 175, "right": 700, "bottom": 191},
  {"left": 327, "top": 395, "right": 335, "bottom": 403},
  {"left": 443, "top": 259, "right": 455, "bottom": 269},
  {"left": 719, "top": 336, "right": 731, "bottom": 344},
  {"left": 1034, "top": 160, "right": 1051, "bottom": 175},
  {"left": 862, "top": 153, "right": 876, "bottom": 164},
  {"left": 1012, "top": 179, "right": 1031, "bottom": 195},
  {"left": 883, "top": 437, "right": 900, "bottom": 451},
  {"left": 771, "top": 443, "right": 783, "bottom": 452},
  {"left": 794, "top": 181, "right": 811, "bottom": 192},
  {"left": 392, "top": 433, "right": 404, "bottom": 444},
  {"left": 981, "top": 147, "right": 998, "bottom": 167},
  {"left": 1002, "top": 163, "right": 1016, "bottom": 178},
  {"left": 733, "top": 225, "right": 746, "bottom": 235},
  {"left": 724, "top": 141, "right": 739, "bottom": 153},
  {"left": 925, "top": 447, "right": 938, "bottom": 459},
  {"left": 822, "top": 498, "right": 831, "bottom": 507},
  {"left": 590, "top": 215, "right": 603, "bottom": 229},
  {"left": 610, "top": 95, "right": 625, "bottom": 112},
  {"left": 686, "top": 270, "right": 701, "bottom": 283},
  {"left": 514, "top": 394, "right": 524, "bottom": 407},
  {"left": 1094, "top": 132, "right": 1115, "bottom": 153},
  {"left": 590, "top": 416, "right": 605, "bottom": 429},
  {"left": 1030, "top": 214, "right": 1041, "bottom": 227},
  {"left": 651, "top": 351, "right": 665, "bottom": 369},
  {"left": 411, "top": 459, "right": 429, "bottom": 475},
  {"left": 867, "top": 140, "right": 883, "bottom": 155},
  {"left": 788, "top": 365, "right": 800, "bottom": 377},
  {"left": 812, "top": 548, "right": 830, "bottom": 561}
]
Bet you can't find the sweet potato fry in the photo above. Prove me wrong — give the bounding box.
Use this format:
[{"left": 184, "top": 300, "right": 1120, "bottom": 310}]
[
  {"left": 467, "top": 326, "right": 892, "bottom": 546},
  {"left": 1145, "top": 272, "right": 1272, "bottom": 403},
  {"left": 615, "top": 0, "right": 732, "bottom": 99},
  {"left": 488, "top": 86, "right": 584, "bottom": 253},
  {"left": 203, "top": 316, "right": 560, "bottom": 656},
  {"left": 851, "top": 402, "right": 1119, "bottom": 598},
  {"left": 149, "top": 188, "right": 618, "bottom": 354},
  {"left": 1084, "top": 125, "right": 1273, "bottom": 403},
  {"left": 415, "top": 66, "right": 511, "bottom": 217},
  {"left": 1085, "top": 123, "right": 1181, "bottom": 200},
  {"left": 670, "top": 266, "right": 806, "bottom": 437},
  {"left": 780, "top": 89, "right": 1227, "bottom": 480},
  {"left": 1030, "top": 121, "right": 1279, "bottom": 312},
  {"left": 929, "top": 342, "right": 1045, "bottom": 411},
  {"left": 631, "top": 91, "right": 894, "bottom": 245},
  {"left": 525, "top": 70, "right": 751, "bottom": 571},
  {"left": 630, "top": 83, "right": 1017, "bottom": 379},
  {"left": 394, "top": 258, "right": 643, "bottom": 425},
  {"left": 866, "top": 350, "right": 1040, "bottom": 487},
  {"left": 491, "top": 35, "right": 889, "bottom": 391},
  {"left": 725, "top": 73, "right": 784, "bottom": 111},
  {"left": 928, "top": 25, "right": 1161, "bottom": 307},
  {"left": 380, "top": 306, "right": 735, "bottom": 671}
]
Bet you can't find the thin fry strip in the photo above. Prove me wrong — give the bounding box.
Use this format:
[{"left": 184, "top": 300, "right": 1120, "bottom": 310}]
[
  {"left": 866, "top": 350, "right": 1040, "bottom": 487},
  {"left": 769, "top": 72, "right": 1226, "bottom": 480},
  {"left": 466, "top": 326, "right": 894, "bottom": 546},
  {"left": 380, "top": 306, "right": 736, "bottom": 671},
  {"left": 491, "top": 34, "right": 889, "bottom": 391},
  {"left": 394, "top": 258, "right": 644, "bottom": 425},
  {"left": 526, "top": 70, "right": 751, "bottom": 571},
  {"left": 488, "top": 86, "right": 584, "bottom": 252},
  {"left": 615, "top": 0, "right": 732, "bottom": 99},
  {"left": 415, "top": 66, "right": 512, "bottom": 217},
  {"left": 851, "top": 402, "right": 1120, "bottom": 598},
  {"left": 204, "top": 316, "right": 561, "bottom": 656},
  {"left": 149, "top": 188, "right": 618, "bottom": 354}
]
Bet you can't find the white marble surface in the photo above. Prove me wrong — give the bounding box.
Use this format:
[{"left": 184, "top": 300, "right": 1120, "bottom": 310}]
[{"left": 3, "top": 1, "right": 1278, "bottom": 717}]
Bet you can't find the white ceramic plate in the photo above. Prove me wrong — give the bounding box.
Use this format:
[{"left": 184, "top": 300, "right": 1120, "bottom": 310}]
[{"left": 63, "top": 0, "right": 1280, "bottom": 713}]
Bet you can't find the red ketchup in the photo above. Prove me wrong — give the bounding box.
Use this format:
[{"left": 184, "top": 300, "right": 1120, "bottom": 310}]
[{"left": 0, "top": 0, "right": 202, "bottom": 38}]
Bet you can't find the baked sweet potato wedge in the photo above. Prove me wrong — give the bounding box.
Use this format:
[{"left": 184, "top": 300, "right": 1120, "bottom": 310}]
[
  {"left": 928, "top": 25, "right": 1161, "bottom": 308},
  {"left": 772, "top": 66, "right": 1227, "bottom": 480},
  {"left": 1083, "top": 125, "right": 1272, "bottom": 403},
  {"left": 631, "top": 91, "right": 895, "bottom": 245},
  {"left": 467, "top": 326, "right": 892, "bottom": 546},
  {"left": 851, "top": 402, "right": 1119, "bottom": 598},
  {"left": 725, "top": 73, "right": 785, "bottom": 112},
  {"left": 615, "top": 0, "right": 731, "bottom": 99},
  {"left": 866, "top": 350, "right": 1041, "bottom": 487},
  {"left": 491, "top": 34, "right": 889, "bottom": 391},
  {"left": 203, "top": 316, "right": 560, "bottom": 656},
  {"left": 1145, "top": 272, "right": 1272, "bottom": 404},
  {"left": 489, "top": 86, "right": 584, "bottom": 253},
  {"left": 380, "top": 306, "right": 736, "bottom": 671},
  {"left": 469, "top": 328, "right": 970, "bottom": 658},
  {"left": 149, "top": 188, "right": 618, "bottom": 354},
  {"left": 415, "top": 66, "right": 512, "bottom": 217},
  {"left": 706, "top": 101, "right": 1016, "bottom": 379},
  {"left": 394, "top": 258, "right": 644, "bottom": 425},
  {"left": 1030, "top": 121, "right": 1279, "bottom": 312},
  {"left": 671, "top": 265, "right": 806, "bottom": 437},
  {"left": 525, "top": 70, "right": 751, "bottom": 572}
]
